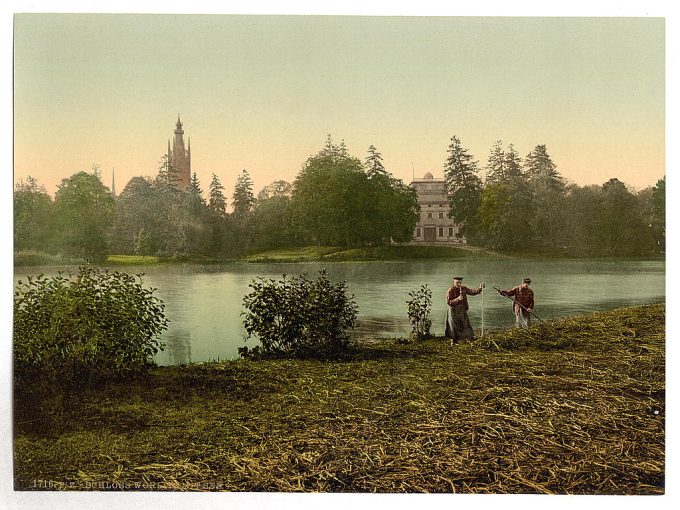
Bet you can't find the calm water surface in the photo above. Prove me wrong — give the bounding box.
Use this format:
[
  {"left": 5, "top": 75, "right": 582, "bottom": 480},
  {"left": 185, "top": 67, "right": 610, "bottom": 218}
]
[{"left": 14, "top": 259, "right": 665, "bottom": 365}]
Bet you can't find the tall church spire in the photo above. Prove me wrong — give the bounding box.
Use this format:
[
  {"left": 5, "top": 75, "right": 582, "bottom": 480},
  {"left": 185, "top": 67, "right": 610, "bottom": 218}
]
[
  {"left": 111, "top": 168, "right": 116, "bottom": 197},
  {"left": 167, "top": 114, "right": 191, "bottom": 190}
]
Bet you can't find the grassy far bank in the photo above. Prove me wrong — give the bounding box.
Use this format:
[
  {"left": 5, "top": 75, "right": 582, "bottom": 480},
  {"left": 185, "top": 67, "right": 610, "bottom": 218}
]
[
  {"left": 13, "top": 246, "right": 484, "bottom": 267},
  {"left": 14, "top": 304, "right": 664, "bottom": 494},
  {"left": 15, "top": 245, "right": 663, "bottom": 267},
  {"left": 243, "top": 244, "right": 507, "bottom": 262}
]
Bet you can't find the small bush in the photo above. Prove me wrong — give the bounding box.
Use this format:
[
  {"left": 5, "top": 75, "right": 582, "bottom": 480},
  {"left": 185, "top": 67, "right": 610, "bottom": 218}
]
[
  {"left": 241, "top": 270, "right": 358, "bottom": 358},
  {"left": 13, "top": 266, "right": 168, "bottom": 390},
  {"left": 407, "top": 284, "right": 432, "bottom": 341}
]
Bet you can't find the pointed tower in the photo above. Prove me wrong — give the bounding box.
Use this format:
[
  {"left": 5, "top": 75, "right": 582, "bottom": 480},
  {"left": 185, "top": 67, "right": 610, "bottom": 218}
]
[
  {"left": 166, "top": 114, "right": 191, "bottom": 190},
  {"left": 111, "top": 168, "right": 116, "bottom": 197}
]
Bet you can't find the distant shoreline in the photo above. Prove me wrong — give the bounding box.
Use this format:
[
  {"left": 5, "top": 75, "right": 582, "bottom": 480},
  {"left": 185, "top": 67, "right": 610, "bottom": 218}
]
[{"left": 13, "top": 246, "right": 665, "bottom": 267}]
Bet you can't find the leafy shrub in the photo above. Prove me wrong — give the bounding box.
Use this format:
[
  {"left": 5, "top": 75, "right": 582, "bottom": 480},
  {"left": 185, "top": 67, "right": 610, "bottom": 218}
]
[
  {"left": 241, "top": 270, "right": 358, "bottom": 358},
  {"left": 407, "top": 284, "right": 432, "bottom": 341},
  {"left": 13, "top": 266, "right": 168, "bottom": 390}
]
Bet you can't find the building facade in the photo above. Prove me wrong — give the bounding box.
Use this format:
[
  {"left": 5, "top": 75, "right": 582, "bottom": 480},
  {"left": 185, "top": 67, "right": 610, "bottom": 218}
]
[
  {"left": 409, "top": 172, "right": 464, "bottom": 244},
  {"left": 166, "top": 115, "right": 191, "bottom": 191}
]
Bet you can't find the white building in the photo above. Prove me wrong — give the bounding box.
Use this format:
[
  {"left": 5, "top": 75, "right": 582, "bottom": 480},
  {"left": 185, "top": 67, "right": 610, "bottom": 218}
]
[{"left": 409, "top": 172, "right": 464, "bottom": 244}]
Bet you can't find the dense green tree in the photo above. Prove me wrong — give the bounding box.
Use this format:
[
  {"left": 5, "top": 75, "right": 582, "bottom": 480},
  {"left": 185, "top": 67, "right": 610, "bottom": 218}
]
[
  {"left": 561, "top": 180, "right": 650, "bottom": 257},
  {"left": 251, "top": 180, "right": 294, "bottom": 250},
  {"left": 477, "top": 141, "right": 534, "bottom": 250},
  {"left": 251, "top": 195, "right": 292, "bottom": 251},
  {"left": 208, "top": 173, "right": 227, "bottom": 215},
  {"left": 231, "top": 169, "right": 255, "bottom": 217},
  {"left": 595, "top": 178, "right": 648, "bottom": 257},
  {"left": 110, "top": 175, "right": 211, "bottom": 258},
  {"left": 650, "top": 176, "right": 665, "bottom": 252},
  {"left": 560, "top": 184, "right": 603, "bottom": 256},
  {"left": 443, "top": 135, "right": 483, "bottom": 240},
  {"left": 110, "top": 177, "right": 160, "bottom": 254},
  {"left": 134, "top": 228, "right": 154, "bottom": 258},
  {"left": 14, "top": 177, "right": 54, "bottom": 252},
  {"left": 524, "top": 145, "right": 565, "bottom": 248},
  {"left": 288, "top": 140, "right": 418, "bottom": 246},
  {"left": 288, "top": 151, "right": 366, "bottom": 245},
  {"left": 257, "top": 180, "right": 292, "bottom": 202},
  {"left": 477, "top": 181, "right": 534, "bottom": 251},
  {"left": 53, "top": 172, "right": 115, "bottom": 262},
  {"left": 382, "top": 178, "right": 420, "bottom": 243}
]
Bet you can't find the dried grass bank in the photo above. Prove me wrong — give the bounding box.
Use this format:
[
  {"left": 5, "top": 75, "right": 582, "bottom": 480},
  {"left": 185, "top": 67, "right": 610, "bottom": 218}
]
[{"left": 14, "top": 304, "right": 664, "bottom": 494}]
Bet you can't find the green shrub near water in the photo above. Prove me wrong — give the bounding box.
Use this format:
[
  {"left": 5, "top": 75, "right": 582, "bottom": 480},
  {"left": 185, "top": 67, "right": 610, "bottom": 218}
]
[
  {"left": 241, "top": 269, "right": 358, "bottom": 358},
  {"left": 13, "top": 266, "right": 169, "bottom": 390},
  {"left": 407, "top": 284, "right": 433, "bottom": 341}
]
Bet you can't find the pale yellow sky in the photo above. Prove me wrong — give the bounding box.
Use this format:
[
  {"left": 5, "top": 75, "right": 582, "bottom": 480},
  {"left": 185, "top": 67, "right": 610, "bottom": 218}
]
[{"left": 14, "top": 14, "right": 665, "bottom": 199}]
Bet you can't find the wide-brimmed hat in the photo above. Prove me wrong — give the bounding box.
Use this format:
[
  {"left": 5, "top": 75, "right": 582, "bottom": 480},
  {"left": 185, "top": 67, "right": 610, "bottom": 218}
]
[{"left": 452, "top": 276, "right": 464, "bottom": 281}]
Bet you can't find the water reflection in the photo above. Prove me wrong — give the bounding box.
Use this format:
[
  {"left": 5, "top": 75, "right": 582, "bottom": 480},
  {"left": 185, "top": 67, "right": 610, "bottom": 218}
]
[{"left": 158, "top": 327, "right": 192, "bottom": 366}]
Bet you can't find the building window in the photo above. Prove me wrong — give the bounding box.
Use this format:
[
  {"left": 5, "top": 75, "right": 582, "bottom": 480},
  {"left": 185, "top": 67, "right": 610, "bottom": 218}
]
[
  {"left": 427, "top": 212, "right": 432, "bottom": 219},
  {"left": 439, "top": 212, "right": 444, "bottom": 219},
  {"left": 416, "top": 227, "right": 421, "bottom": 237},
  {"left": 438, "top": 227, "right": 444, "bottom": 237},
  {"left": 449, "top": 227, "right": 454, "bottom": 237}
]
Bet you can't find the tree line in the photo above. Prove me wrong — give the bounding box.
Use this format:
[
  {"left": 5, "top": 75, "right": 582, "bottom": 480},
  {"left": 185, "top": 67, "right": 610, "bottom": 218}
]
[
  {"left": 445, "top": 137, "right": 665, "bottom": 256},
  {"left": 13, "top": 136, "right": 419, "bottom": 262},
  {"left": 14, "top": 134, "right": 664, "bottom": 263}
]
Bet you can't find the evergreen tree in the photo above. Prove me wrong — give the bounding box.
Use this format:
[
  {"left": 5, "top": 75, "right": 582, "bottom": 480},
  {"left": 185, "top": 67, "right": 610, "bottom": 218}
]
[
  {"left": 524, "top": 144, "right": 565, "bottom": 248},
  {"left": 365, "top": 145, "right": 389, "bottom": 180},
  {"left": 208, "top": 173, "right": 227, "bottom": 215},
  {"left": 338, "top": 139, "right": 349, "bottom": 157},
  {"left": 319, "top": 134, "right": 349, "bottom": 161},
  {"left": 443, "top": 135, "right": 483, "bottom": 240},
  {"left": 232, "top": 169, "right": 255, "bottom": 217},
  {"left": 321, "top": 134, "right": 336, "bottom": 157},
  {"left": 504, "top": 144, "right": 524, "bottom": 181},
  {"left": 484, "top": 140, "right": 506, "bottom": 185},
  {"left": 189, "top": 172, "right": 204, "bottom": 198}
]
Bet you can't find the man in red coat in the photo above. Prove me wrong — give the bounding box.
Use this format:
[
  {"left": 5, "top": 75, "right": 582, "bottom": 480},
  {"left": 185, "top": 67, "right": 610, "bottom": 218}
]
[
  {"left": 498, "top": 277, "right": 535, "bottom": 328},
  {"left": 445, "top": 276, "right": 485, "bottom": 343}
]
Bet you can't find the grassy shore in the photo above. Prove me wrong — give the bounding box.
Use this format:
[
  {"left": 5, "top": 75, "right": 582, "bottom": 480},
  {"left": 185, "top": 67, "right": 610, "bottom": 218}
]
[
  {"left": 13, "top": 303, "right": 664, "bottom": 493},
  {"left": 243, "top": 244, "right": 506, "bottom": 262}
]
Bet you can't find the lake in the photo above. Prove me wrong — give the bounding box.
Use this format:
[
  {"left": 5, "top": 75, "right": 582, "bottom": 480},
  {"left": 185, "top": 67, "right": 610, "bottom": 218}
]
[{"left": 14, "top": 259, "right": 665, "bottom": 365}]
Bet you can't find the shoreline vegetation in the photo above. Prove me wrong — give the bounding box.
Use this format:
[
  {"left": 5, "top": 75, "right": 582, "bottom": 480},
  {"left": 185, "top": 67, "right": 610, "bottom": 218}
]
[
  {"left": 14, "top": 303, "right": 664, "bottom": 494},
  {"left": 13, "top": 245, "right": 664, "bottom": 267}
]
